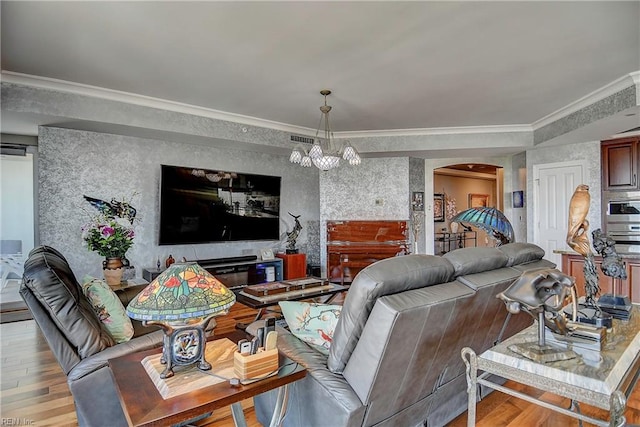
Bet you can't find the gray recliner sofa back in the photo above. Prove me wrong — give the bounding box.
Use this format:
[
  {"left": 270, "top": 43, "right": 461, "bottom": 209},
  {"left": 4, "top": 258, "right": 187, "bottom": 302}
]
[
  {"left": 21, "top": 247, "right": 115, "bottom": 373},
  {"left": 339, "top": 246, "right": 541, "bottom": 426},
  {"left": 328, "top": 255, "right": 455, "bottom": 373},
  {"left": 255, "top": 243, "right": 554, "bottom": 427}
]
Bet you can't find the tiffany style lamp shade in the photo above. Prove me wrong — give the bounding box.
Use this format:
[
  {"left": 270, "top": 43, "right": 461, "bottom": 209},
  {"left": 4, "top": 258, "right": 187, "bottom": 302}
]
[{"left": 127, "top": 262, "right": 236, "bottom": 378}]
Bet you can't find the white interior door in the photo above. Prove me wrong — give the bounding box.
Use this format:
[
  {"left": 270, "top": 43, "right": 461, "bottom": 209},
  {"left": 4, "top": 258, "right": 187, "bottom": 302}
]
[{"left": 533, "top": 161, "right": 585, "bottom": 266}]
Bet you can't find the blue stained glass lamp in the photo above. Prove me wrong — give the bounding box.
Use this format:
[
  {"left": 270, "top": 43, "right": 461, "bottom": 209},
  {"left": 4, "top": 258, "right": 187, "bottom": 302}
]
[
  {"left": 127, "top": 262, "right": 236, "bottom": 378},
  {"left": 450, "top": 207, "right": 514, "bottom": 246}
]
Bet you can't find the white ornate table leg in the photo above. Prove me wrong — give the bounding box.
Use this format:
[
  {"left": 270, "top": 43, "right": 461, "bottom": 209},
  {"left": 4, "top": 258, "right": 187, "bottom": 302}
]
[
  {"left": 609, "top": 390, "right": 626, "bottom": 427},
  {"left": 461, "top": 347, "right": 478, "bottom": 427},
  {"left": 269, "top": 384, "right": 291, "bottom": 427}
]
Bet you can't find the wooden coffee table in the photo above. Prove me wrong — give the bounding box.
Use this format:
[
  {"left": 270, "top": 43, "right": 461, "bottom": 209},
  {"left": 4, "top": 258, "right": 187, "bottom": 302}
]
[{"left": 109, "top": 330, "right": 306, "bottom": 427}]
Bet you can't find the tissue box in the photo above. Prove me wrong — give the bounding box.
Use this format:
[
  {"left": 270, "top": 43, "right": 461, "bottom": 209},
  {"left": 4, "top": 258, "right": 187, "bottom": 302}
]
[{"left": 233, "top": 348, "right": 279, "bottom": 381}]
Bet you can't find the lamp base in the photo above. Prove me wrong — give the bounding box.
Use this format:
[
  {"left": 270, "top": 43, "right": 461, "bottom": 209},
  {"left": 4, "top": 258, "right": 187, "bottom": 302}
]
[{"left": 146, "top": 316, "right": 217, "bottom": 379}]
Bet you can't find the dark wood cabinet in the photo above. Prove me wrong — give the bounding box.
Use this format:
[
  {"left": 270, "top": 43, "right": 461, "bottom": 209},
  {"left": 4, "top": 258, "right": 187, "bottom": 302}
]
[
  {"left": 560, "top": 253, "right": 639, "bottom": 303},
  {"left": 602, "top": 137, "right": 640, "bottom": 191},
  {"left": 276, "top": 253, "right": 307, "bottom": 280}
]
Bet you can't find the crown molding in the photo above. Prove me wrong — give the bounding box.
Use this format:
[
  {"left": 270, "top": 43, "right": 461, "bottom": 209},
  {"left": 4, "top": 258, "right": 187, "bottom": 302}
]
[
  {"left": 4, "top": 70, "right": 636, "bottom": 140},
  {"left": 532, "top": 71, "right": 639, "bottom": 130},
  {"left": 0, "top": 71, "right": 318, "bottom": 137},
  {"left": 337, "top": 124, "right": 532, "bottom": 139},
  {"left": 0, "top": 71, "right": 533, "bottom": 140},
  {"left": 434, "top": 167, "right": 497, "bottom": 180}
]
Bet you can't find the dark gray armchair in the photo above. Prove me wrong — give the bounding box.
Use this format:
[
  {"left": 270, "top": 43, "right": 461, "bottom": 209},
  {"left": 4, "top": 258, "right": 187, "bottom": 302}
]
[{"left": 20, "top": 246, "right": 163, "bottom": 427}]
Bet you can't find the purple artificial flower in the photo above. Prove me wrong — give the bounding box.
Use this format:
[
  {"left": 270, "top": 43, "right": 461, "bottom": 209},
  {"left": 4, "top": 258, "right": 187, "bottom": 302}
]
[
  {"left": 101, "top": 226, "right": 114, "bottom": 237},
  {"left": 127, "top": 230, "right": 135, "bottom": 238}
]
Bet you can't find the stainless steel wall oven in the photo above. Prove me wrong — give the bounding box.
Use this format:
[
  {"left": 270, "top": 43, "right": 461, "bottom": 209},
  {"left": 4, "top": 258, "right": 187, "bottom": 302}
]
[{"left": 603, "top": 192, "right": 640, "bottom": 254}]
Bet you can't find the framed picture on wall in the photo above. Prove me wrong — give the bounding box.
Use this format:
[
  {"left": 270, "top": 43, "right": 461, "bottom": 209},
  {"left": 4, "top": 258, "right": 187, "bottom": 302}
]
[
  {"left": 412, "top": 191, "right": 424, "bottom": 211},
  {"left": 468, "top": 193, "right": 489, "bottom": 208},
  {"left": 513, "top": 190, "right": 524, "bottom": 208},
  {"left": 433, "top": 193, "right": 445, "bottom": 222}
]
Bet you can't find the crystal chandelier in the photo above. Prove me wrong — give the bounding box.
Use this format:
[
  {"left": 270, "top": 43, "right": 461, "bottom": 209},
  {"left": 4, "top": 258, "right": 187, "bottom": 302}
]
[{"left": 289, "top": 90, "right": 361, "bottom": 171}]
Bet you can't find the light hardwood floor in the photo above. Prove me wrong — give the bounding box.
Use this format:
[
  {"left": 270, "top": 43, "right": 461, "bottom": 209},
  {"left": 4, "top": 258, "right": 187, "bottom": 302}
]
[{"left": 1, "top": 302, "right": 639, "bottom": 426}]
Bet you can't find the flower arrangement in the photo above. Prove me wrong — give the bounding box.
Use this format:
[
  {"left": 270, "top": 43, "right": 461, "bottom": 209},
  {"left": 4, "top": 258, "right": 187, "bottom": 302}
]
[{"left": 82, "top": 215, "right": 135, "bottom": 258}]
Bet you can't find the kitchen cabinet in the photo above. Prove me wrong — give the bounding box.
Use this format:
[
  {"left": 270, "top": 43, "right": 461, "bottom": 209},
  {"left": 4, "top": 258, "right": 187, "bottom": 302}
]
[
  {"left": 601, "top": 137, "right": 640, "bottom": 191},
  {"left": 560, "top": 253, "right": 640, "bottom": 303}
]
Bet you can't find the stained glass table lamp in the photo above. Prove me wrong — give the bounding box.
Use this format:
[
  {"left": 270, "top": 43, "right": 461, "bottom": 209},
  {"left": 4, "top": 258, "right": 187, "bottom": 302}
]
[{"left": 127, "top": 262, "right": 236, "bottom": 378}]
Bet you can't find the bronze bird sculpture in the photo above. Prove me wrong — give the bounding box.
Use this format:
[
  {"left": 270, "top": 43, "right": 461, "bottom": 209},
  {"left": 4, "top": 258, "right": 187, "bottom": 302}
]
[
  {"left": 566, "top": 185, "right": 601, "bottom": 307},
  {"left": 566, "top": 184, "right": 592, "bottom": 257}
]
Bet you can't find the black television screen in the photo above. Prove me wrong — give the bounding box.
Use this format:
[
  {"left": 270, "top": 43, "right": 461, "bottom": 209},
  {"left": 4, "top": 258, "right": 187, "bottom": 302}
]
[{"left": 159, "top": 165, "right": 281, "bottom": 244}]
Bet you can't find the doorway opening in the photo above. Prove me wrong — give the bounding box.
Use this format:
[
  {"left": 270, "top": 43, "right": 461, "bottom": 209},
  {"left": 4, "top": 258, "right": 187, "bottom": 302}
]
[
  {"left": 1, "top": 150, "right": 35, "bottom": 322},
  {"left": 433, "top": 163, "right": 503, "bottom": 254}
]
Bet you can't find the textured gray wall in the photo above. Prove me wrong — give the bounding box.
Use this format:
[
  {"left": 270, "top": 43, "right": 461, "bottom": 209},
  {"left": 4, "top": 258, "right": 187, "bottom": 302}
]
[
  {"left": 511, "top": 151, "right": 527, "bottom": 242},
  {"left": 38, "top": 126, "right": 319, "bottom": 279},
  {"left": 319, "top": 157, "right": 410, "bottom": 274},
  {"left": 533, "top": 86, "right": 637, "bottom": 144},
  {"left": 409, "top": 157, "right": 426, "bottom": 253}
]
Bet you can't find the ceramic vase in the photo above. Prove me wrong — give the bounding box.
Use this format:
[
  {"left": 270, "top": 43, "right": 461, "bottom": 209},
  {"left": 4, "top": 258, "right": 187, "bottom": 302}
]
[
  {"left": 103, "top": 257, "right": 125, "bottom": 288},
  {"left": 450, "top": 221, "right": 459, "bottom": 233}
]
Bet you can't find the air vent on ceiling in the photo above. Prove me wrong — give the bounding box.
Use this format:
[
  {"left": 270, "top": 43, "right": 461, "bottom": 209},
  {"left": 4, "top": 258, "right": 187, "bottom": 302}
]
[{"left": 290, "top": 134, "right": 314, "bottom": 145}]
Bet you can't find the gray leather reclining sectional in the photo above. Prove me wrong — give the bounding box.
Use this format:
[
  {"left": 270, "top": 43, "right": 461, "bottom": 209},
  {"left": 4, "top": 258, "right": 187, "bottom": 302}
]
[
  {"left": 254, "top": 243, "right": 554, "bottom": 427},
  {"left": 19, "top": 246, "right": 164, "bottom": 427}
]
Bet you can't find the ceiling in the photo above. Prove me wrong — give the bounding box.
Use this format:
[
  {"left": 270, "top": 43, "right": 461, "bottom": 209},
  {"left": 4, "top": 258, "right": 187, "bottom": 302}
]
[{"left": 1, "top": 1, "right": 639, "bottom": 145}]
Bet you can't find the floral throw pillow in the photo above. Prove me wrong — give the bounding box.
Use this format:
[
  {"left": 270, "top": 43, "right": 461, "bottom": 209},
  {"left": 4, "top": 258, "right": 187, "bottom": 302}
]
[
  {"left": 278, "top": 301, "right": 342, "bottom": 355},
  {"left": 82, "top": 277, "right": 134, "bottom": 343}
]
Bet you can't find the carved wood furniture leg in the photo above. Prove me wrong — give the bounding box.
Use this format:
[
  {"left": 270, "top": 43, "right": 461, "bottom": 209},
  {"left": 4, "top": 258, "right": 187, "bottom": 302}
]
[{"left": 461, "top": 347, "right": 478, "bottom": 427}]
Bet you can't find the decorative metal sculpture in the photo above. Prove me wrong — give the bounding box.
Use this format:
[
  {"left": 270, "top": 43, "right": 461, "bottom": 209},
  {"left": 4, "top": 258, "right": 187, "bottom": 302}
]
[
  {"left": 84, "top": 195, "right": 137, "bottom": 222},
  {"left": 286, "top": 212, "right": 302, "bottom": 254},
  {"left": 449, "top": 206, "right": 514, "bottom": 245},
  {"left": 593, "top": 228, "right": 631, "bottom": 317},
  {"left": 593, "top": 229, "right": 627, "bottom": 280},
  {"left": 497, "top": 268, "right": 579, "bottom": 362}
]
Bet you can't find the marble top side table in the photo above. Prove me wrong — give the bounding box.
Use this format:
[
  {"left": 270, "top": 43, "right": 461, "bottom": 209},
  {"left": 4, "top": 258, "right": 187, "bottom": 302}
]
[{"left": 462, "top": 305, "right": 640, "bottom": 427}]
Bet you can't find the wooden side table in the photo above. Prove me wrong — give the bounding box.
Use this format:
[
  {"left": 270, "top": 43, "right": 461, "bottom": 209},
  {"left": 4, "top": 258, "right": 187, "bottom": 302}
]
[
  {"left": 462, "top": 305, "right": 640, "bottom": 427},
  {"left": 276, "top": 253, "right": 306, "bottom": 279},
  {"left": 109, "top": 331, "right": 306, "bottom": 427}
]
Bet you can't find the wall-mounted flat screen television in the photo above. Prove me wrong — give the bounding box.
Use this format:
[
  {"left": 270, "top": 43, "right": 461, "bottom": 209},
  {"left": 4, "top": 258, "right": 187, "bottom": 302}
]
[{"left": 159, "top": 165, "right": 281, "bottom": 245}]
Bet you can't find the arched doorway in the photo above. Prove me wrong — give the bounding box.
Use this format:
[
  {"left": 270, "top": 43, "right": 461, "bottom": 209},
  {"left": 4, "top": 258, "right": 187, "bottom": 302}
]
[{"left": 433, "top": 163, "right": 503, "bottom": 253}]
